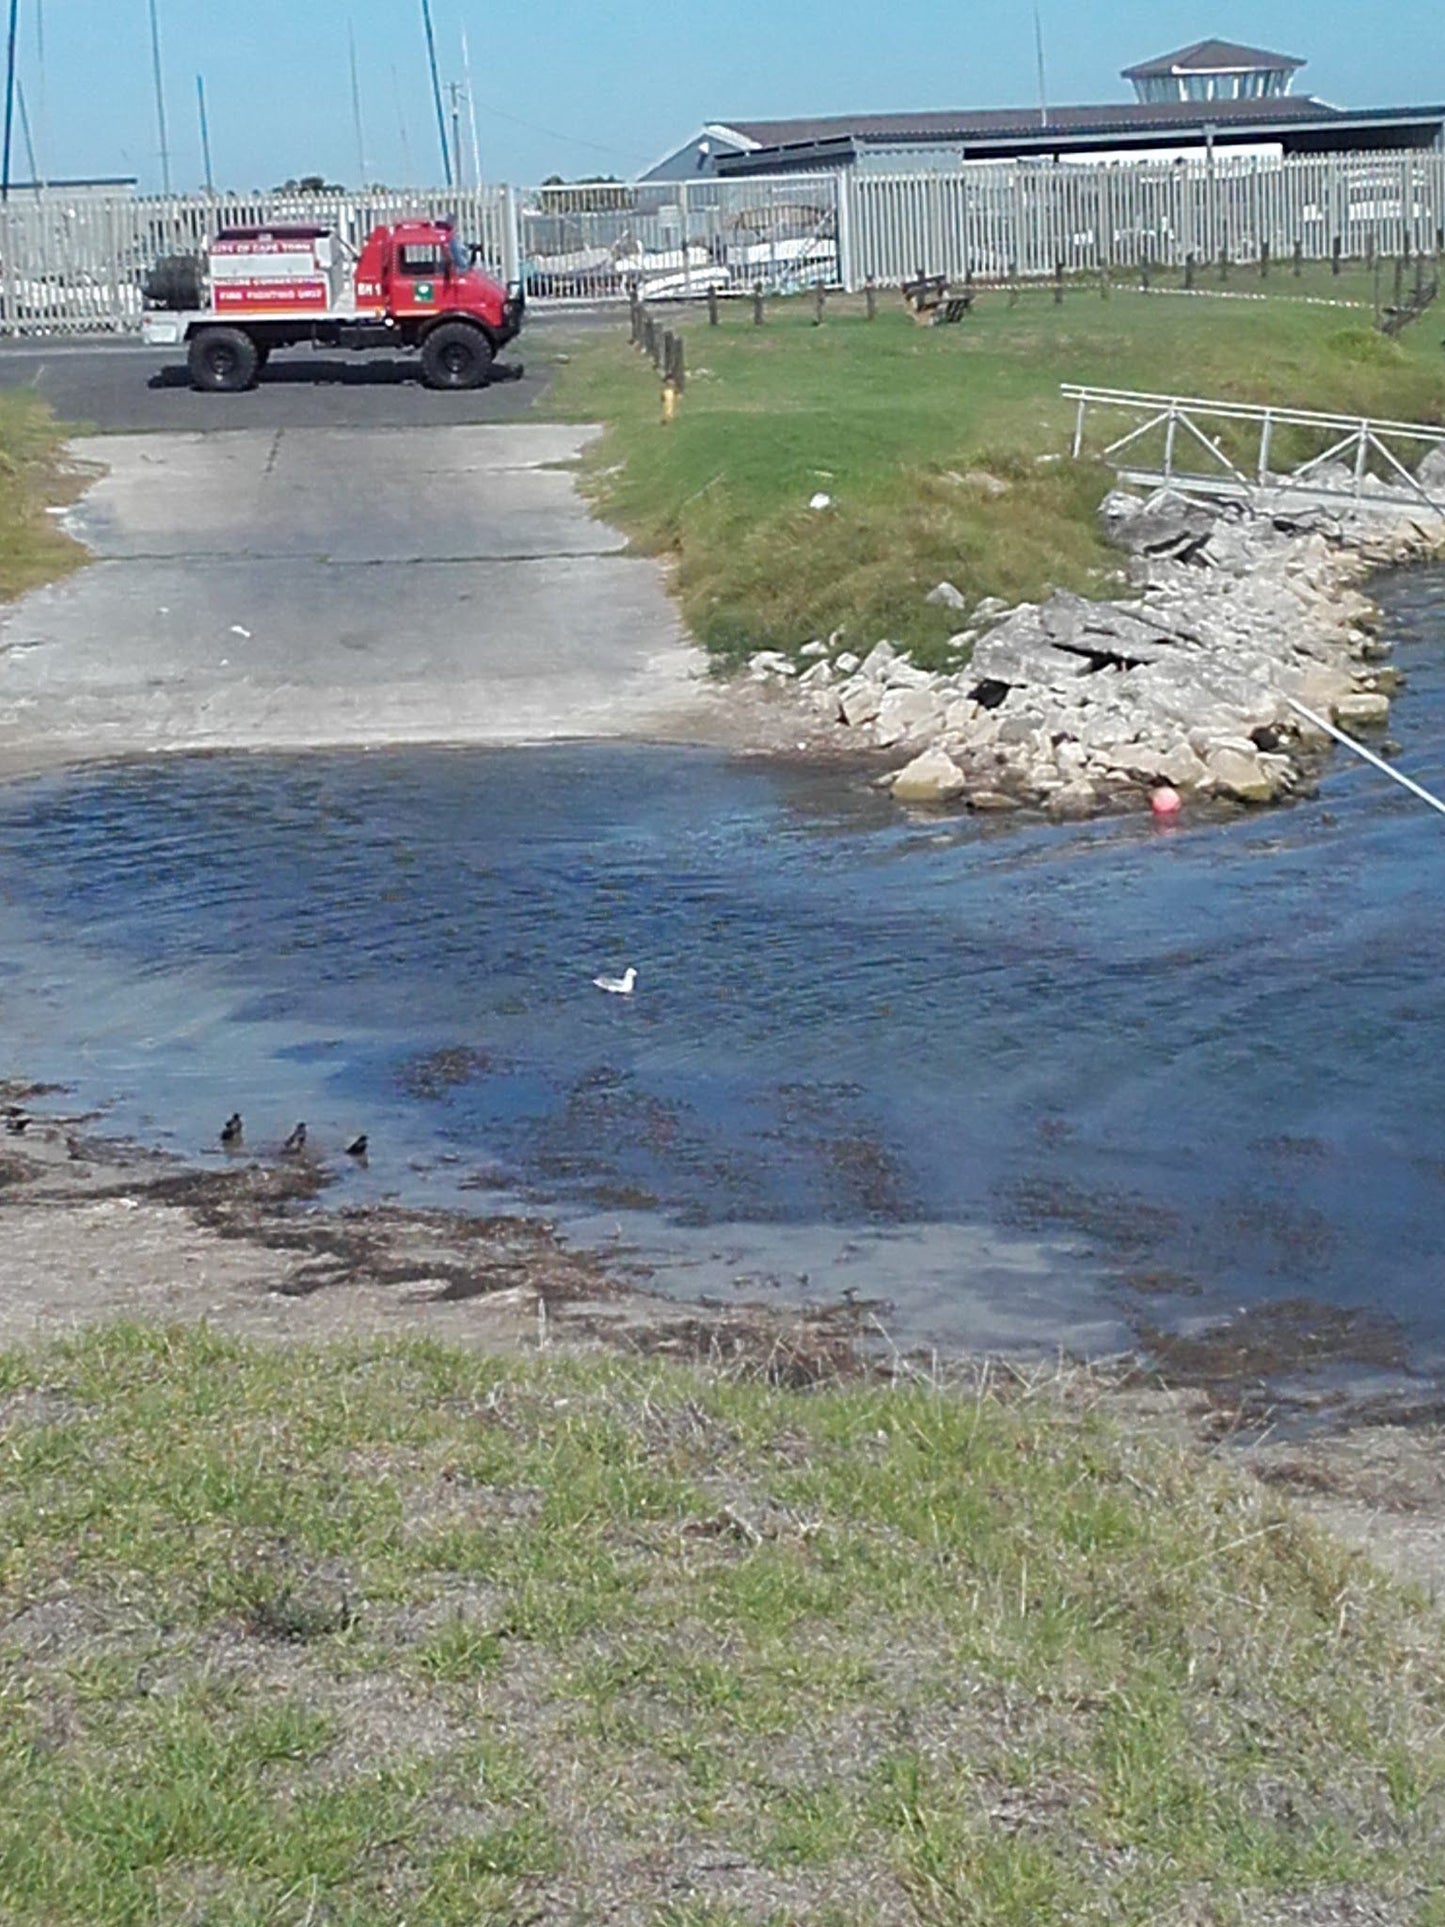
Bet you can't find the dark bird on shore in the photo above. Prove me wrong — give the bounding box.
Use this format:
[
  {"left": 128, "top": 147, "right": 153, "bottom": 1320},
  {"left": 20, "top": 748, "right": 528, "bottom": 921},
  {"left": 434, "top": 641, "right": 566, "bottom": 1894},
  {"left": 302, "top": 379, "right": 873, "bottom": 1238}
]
[
  {"left": 5, "top": 1114, "right": 30, "bottom": 1135},
  {"left": 345, "top": 1134, "right": 368, "bottom": 1159},
  {"left": 220, "top": 1112, "right": 243, "bottom": 1148},
  {"left": 282, "top": 1122, "right": 307, "bottom": 1155}
]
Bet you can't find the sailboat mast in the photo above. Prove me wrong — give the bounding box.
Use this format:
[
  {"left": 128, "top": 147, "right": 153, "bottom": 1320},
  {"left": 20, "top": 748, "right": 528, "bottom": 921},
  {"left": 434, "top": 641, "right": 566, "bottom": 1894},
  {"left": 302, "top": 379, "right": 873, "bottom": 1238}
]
[
  {"left": 2, "top": 0, "right": 19, "bottom": 202},
  {"left": 196, "top": 73, "right": 213, "bottom": 192},
  {"left": 147, "top": 0, "right": 172, "bottom": 194},
  {"left": 418, "top": 0, "right": 451, "bottom": 186},
  {"left": 461, "top": 27, "right": 482, "bottom": 183},
  {"left": 348, "top": 23, "right": 368, "bottom": 187}
]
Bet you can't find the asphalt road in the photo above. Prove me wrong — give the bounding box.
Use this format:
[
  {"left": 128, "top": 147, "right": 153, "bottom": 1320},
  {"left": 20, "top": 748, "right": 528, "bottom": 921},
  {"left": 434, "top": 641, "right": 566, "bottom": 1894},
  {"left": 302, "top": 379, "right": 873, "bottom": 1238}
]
[
  {"left": 0, "top": 310, "right": 615, "bottom": 433},
  {"left": 0, "top": 322, "right": 707, "bottom": 771}
]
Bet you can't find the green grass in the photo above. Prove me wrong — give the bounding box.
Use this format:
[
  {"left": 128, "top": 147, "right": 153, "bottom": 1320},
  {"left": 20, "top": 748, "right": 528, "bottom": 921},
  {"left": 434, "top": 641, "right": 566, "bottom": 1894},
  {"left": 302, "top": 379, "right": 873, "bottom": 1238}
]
[
  {"left": 0, "top": 388, "right": 87, "bottom": 602},
  {"left": 2, "top": 1325, "right": 1443, "bottom": 1923},
  {"left": 544, "top": 275, "right": 1445, "bottom": 667}
]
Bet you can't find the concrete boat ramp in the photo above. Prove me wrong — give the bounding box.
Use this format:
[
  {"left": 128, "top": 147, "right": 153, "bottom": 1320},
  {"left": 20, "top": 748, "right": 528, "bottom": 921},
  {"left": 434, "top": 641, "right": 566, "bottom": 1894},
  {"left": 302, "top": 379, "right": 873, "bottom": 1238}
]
[{"left": 0, "top": 408, "right": 706, "bottom": 775}]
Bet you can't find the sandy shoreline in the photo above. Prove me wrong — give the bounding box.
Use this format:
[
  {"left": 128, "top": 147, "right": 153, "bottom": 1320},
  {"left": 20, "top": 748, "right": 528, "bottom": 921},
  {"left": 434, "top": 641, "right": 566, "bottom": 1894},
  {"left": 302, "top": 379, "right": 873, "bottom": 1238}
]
[{"left": 3, "top": 1081, "right": 1443, "bottom": 1598}]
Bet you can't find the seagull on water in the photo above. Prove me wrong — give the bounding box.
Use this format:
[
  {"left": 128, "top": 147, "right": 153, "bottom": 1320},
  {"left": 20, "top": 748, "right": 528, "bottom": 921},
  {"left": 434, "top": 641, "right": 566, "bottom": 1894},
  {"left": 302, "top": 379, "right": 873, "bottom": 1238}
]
[
  {"left": 220, "top": 1112, "right": 243, "bottom": 1149},
  {"left": 282, "top": 1122, "right": 307, "bottom": 1155},
  {"left": 593, "top": 966, "right": 637, "bottom": 996},
  {"left": 345, "top": 1134, "right": 369, "bottom": 1159}
]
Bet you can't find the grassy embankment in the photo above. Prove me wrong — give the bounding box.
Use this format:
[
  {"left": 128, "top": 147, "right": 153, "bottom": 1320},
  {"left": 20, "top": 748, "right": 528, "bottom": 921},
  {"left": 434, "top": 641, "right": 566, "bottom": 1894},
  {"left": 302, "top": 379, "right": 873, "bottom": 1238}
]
[
  {"left": 545, "top": 268, "right": 1445, "bottom": 668},
  {"left": 0, "top": 388, "right": 86, "bottom": 600},
  {"left": 2, "top": 1324, "right": 1443, "bottom": 1924}
]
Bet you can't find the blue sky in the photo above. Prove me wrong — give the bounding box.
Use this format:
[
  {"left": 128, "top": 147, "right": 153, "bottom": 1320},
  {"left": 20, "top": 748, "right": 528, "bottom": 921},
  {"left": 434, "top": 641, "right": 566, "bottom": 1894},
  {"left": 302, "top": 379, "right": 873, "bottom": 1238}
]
[{"left": 21, "top": 1, "right": 1445, "bottom": 190}]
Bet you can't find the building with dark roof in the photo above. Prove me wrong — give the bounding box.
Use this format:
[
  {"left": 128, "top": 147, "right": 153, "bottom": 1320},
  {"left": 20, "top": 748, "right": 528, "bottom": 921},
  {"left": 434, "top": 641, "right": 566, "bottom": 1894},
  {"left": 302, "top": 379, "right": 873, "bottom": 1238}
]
[
  {"left": 641, "top": 37, "right": 1443, "bottom": 181},
  {"left": 1122, "top": 39, "right": 1303, "bottom": 103}
]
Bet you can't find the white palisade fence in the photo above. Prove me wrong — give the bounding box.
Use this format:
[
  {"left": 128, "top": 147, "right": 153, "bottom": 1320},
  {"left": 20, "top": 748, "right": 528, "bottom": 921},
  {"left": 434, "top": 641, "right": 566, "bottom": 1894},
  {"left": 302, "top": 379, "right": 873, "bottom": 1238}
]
[{"left": 1, "top": 150, "right": 1443, "bottom": 335}]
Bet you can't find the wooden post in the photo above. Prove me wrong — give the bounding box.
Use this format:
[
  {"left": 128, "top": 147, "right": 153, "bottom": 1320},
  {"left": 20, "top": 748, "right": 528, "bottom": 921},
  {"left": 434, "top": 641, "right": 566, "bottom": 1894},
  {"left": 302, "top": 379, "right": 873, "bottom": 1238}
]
[
  {"left": 1099, "top": 263, "right": 1110, "bottom": 300},
  {"left": 1404, "top": 232, "right": 1413, "bottom": 267},
  {"left": 1184, "top": 251, "right": 1195, "bottom": 290},
  {"left": 658, "top": 326, "right": 671, "bottom": 373},
  {"left": 707, "top": 283, "right": 718, "bottom": 327},
  {"left": 1394, "top": 256, "right": 1404, "bottom": 308},
  {"left": 1054, "top": 259, "right": 1064, "bottom": 303},
  {"left": 752, "top": 283, "right": 764, "bottom": 326},
  {"left": 669, "top": 332, "right": 685, "bottom": 391},
  {"left": 864, "top": 276, "right": 876, "bottom": 320},
  {"left": 1140, "top": 256, "right": 1150, "bottom": 292},
  {"left": 1331, "top": 234, "right": 1342, "bottom": 276},
  {"left": 629, "top": 291, "right": 640, "bottom": 344},
  {"left": 1364, "top": 234, "right": 1375, "bottom": 273},
  {"left": 1415, "top": 251, "right": 1426, "bottom": 303},
  {"left": 1293, "top": 238, "right": 1303, "bottom": 277},
  {"left": 1218, "top": 243, "right": 1228, "bottom": 283},
  {"left": 812, "top": 280, "right": 825, "bottom": 325},
  {"left": 643, "top": 314, "right": 656, "bottom": 361},
  {"left": 1259, "top": 238, "right": 1269, "bottom": 279}
]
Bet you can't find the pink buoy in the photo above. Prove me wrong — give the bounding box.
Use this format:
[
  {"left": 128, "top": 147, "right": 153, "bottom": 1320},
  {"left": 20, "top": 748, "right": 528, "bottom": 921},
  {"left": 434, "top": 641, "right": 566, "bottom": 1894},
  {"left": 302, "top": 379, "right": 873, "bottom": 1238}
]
[{"left": 1150, "top": 785, "right": 1182, "bottom": 819}]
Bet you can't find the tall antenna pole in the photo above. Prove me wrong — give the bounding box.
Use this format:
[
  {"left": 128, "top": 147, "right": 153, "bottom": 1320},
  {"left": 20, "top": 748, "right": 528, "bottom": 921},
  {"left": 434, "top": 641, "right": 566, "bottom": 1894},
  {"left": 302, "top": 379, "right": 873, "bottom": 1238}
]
[
  {"left": 461, "top": 28, "right": 482, "bottom": 183},
  {"left": 1032, "top": 3, "right": 1049, "bottom": 131},
  {"left": 2, "top": 0, "right": 19, "bottom": 202},
  {"left": 347, "top": 23, "right": 368, "bottom": 187},
  {"left": 147, "top": 0, "right": 172, "bottom": 193},
  {"left": 196, "top": 74, "right": 213, "bottom": 191},
  {"left": 418, "top": 0, "right": 451, "bottom": 186}
]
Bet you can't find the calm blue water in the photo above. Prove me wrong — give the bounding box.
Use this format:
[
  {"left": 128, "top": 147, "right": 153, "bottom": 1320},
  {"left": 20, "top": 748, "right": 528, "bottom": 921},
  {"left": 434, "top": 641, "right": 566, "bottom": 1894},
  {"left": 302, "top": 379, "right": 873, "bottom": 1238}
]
[{"left": 3, "top": 568, "right": 1445, "bottom": 1364}]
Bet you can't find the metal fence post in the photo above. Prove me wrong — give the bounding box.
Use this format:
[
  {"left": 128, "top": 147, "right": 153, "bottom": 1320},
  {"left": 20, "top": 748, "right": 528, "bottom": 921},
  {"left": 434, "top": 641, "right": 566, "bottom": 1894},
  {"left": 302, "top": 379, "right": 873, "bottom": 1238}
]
[
  {"left": 501, "top": 182, "right": 522, "bottom": 291},
  {"left": 836, "top": 170, "right": 856, "bottom": 292}
]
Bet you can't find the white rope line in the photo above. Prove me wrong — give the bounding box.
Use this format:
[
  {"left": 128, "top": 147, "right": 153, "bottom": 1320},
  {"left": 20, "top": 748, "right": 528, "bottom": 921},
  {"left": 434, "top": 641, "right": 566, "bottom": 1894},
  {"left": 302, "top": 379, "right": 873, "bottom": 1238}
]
[{"left": 1285, "top": 698, "right": 1445, "bottom": 819}]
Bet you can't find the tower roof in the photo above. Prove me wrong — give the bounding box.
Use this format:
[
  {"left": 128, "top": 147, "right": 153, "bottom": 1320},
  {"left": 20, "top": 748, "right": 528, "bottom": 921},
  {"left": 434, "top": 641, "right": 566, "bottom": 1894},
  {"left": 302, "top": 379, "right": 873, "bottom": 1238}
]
[{"left": 1122, "top": 38, "right": 1305, "bottom": 80}]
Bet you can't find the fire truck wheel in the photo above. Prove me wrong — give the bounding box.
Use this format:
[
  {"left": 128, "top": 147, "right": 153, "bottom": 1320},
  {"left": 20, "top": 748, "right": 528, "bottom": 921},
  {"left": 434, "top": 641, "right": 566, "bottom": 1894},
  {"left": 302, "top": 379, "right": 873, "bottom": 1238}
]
[
  {"left": 188, "top": 327, "right": 260, "bottom": 393},
  {"left": 420, "top": 322, "right": 494, "bottom": 391}
]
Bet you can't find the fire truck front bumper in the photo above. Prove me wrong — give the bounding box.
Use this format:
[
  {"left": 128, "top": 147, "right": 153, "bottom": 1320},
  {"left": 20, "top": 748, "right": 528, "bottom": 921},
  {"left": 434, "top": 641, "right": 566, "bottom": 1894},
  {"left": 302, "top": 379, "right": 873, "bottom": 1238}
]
[{"left": 495, "top": 282, "right": 526, "bottom": 348}]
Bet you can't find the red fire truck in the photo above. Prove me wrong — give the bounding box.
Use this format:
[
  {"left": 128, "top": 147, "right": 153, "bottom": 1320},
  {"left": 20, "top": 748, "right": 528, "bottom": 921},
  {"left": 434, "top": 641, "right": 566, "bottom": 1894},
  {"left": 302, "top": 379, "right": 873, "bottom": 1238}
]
[{"left": 141, "top": 217, "right": 524, "bottom": 392}]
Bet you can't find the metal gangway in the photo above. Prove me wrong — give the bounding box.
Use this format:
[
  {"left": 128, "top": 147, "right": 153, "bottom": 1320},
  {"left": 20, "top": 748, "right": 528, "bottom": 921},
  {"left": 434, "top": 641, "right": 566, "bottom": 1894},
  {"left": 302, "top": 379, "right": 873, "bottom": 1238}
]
[{"left": 1062, "top": 384, "right": 1445, "bottom": 517}]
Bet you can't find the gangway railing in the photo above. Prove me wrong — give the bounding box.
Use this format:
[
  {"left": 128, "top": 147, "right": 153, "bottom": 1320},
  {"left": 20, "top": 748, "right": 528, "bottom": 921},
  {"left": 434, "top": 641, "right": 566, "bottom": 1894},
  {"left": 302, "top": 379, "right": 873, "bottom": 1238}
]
[{"left": 1062, "top": 384, "right": 1445, "bottom": 517}]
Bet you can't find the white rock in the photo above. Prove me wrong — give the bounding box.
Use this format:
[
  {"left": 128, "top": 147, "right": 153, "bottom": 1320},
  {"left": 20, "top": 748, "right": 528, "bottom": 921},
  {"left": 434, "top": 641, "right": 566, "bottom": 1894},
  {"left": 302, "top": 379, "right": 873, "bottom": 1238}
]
[
  {"left": 809, "top": 492, "right": 833, "bottom": 511},
  {"left": 798, "top": 660, "right": 834, "bottom": 688},
  {"left": 925, "top": 580, "right": 968, "bottom": 611},
  {"left": 1415, "top": 444, "right": 1445, "bottom": 496},
  {"left": 873, "top": 687, "right": 944, "bottom": 747},
  {"left": 800, "top": 639, "right": 828, "bottom": 658},
  {"left": 1204, "top": 744, "right": 1280, "bottom": 804},
  {"left": 748, "top": 650, "right": 796, "bottom": 680},
  {"left": 858, "top": 641, "right": 898, "bottom": 677},
  {"left": 838, "top": 680, "right": 883, "bottom": 728},
  {"left": 834, "top": 651, "right": 861, "bottom": 674},
  {"left": 880, "top": 659, "right": 936, "bottom": 691},
  {"left": 1333, "top": 691, "right": 1390, "bottom": 727},
  {"left": 890, "top": 746, "right": 968, "bottom": 804}
]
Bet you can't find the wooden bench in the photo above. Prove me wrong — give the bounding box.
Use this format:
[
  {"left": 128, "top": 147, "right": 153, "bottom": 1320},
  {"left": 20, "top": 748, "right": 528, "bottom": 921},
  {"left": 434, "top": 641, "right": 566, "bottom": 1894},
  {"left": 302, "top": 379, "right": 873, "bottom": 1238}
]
[{"left": 902, "top": 273, "right": 973, "bottom": 325}]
